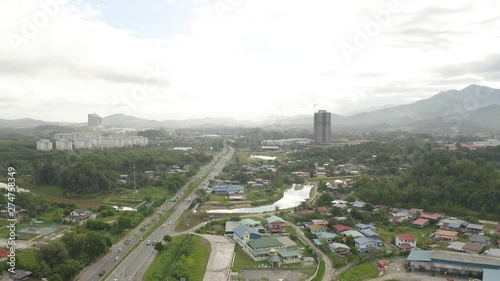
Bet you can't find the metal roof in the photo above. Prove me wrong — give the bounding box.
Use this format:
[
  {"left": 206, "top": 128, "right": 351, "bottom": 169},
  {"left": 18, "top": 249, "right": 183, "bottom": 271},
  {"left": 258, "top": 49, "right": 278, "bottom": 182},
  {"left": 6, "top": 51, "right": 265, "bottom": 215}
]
[
  {"left": 407, "top": 250, "right": 432, "bottom": 262},
  {"left": 483, "top": 269, "right": 500, "bottom": 281},
  {"left": 432, "top": 251, "right": 500, "bottom": 267}
]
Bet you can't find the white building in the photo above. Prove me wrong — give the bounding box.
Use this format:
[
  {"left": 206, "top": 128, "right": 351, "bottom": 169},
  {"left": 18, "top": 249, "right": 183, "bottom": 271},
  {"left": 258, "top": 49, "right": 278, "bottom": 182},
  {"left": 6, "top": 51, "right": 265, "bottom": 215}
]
[
  {"left": 395, "top": 234, "right": 417, "bottom": 250},
  {"left": 55, "top": 139, "right": 73, "bottom": 150},
  {"left": 53, "top": 134, "right": 148, "bottom": 150},
  {"left": 36, "top": 139, "right": 53, "bottom": 151}
]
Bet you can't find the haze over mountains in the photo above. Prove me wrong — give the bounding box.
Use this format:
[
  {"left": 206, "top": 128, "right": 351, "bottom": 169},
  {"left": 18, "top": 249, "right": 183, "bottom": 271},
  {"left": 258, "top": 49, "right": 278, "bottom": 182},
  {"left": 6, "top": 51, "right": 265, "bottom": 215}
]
[{"left": 2, "top": 85, "right": 500, "bottom": 132}]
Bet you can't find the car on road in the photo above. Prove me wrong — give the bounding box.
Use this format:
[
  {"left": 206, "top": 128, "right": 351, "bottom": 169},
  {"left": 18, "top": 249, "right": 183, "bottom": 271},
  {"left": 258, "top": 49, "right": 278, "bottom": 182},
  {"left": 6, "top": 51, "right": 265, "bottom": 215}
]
[
  {"left": 152, "top": 241, "right": 156, "bottom": 246},
  {"left": 161, "top": 224, "right": 165, "bottom": 228},
  {"left": 99, "top": 270, "right": 106, "bottom": 276},
  {"left": 114, "top": 256, "right": 120, "bottom": 261},
  {"left": 118, "top": 247, "right": 122, "bottom": 252},
  {"left": 168, "top": 221, "right": 172, "bottom": 225},
  {"left": 146, "top": 240, "right": 151, "bottom": 245}
]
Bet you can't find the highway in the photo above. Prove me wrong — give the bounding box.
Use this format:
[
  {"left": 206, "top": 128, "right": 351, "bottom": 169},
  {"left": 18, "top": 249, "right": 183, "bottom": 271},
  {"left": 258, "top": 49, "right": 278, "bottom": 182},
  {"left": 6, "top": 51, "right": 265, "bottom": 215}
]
[{"left": 75, "top": 145, "right": 234, "bottom": 281}]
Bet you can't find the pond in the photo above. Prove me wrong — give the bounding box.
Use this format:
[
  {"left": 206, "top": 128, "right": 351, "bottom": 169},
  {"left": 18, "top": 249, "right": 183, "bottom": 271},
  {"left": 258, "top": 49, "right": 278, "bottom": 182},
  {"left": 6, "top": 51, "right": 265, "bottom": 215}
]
[{"left": 207, "top": 184, "right": 312, "bottom": 214}]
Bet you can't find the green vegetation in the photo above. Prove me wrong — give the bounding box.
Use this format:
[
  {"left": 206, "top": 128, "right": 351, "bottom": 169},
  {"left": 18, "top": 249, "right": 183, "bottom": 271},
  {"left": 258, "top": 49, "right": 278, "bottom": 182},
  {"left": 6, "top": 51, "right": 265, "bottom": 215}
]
[
  {"left": 17, "top": 248, "right": 38, "bottom": 272},
  {"left": 338, "top": 263, "right": 378, "bottom": 281},
  {"left": 32, "top": 232, "right": 110, "bottom": 281},
  {"left": 311, "top": 257, "right": 325, "bottom": 281},
  {"left": 354, "top": 149, "right": 500, "bottom": 219},
  {"left": 0, "top": 138, "right": 212, "bottom": 195},
  {"left": 232, "top": 245, "right": 264, "bottom": 272},
  {"left": 144, "top": 234, "right": 210, "bottom": 281}
]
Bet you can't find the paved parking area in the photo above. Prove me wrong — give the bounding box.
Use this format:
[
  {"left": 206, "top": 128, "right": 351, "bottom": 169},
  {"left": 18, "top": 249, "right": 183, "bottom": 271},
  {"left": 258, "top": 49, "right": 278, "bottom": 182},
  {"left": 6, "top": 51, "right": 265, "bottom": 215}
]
[
  {"left": 238, "top": 269, "right": 307, "bottom": 281},
  {"left": 202, "top": 234, "right": 236, "bottom": 281}
]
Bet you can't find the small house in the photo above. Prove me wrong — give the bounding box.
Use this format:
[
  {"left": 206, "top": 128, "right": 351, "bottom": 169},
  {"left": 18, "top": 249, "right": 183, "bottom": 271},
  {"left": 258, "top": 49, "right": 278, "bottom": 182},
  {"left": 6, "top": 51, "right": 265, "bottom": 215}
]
[
  {"left": 267, "top": 215, "right": 286, "bottom": 234},
  {"left": 308, "top": 224, "right": 327, "bottom": 235},
  {"left": 328, "top": 242, "right": 350, "bottom": 255},
  {"left": 434, "top": 229, "right": 458, "bottom": 241},
  {"left": 355, "top": 237, "right": 382, "bottom": 252},
  {"left": 465, "top": 223, "right": 485, "bottom": 234},
  {"left": 395, "top": 234, "right": 417, "bottom": 250},
  {"left": 412, "top": 218, "right": 430, "bottom": 228},
  {"left": 462, "top": 242, "right": 485, "bottom": 255},
  {"left": 333, "top": 224, "right": 352, "bottom": 233},
  {"left": 316, "top": 232, "right": 337, "bottom": 243},
  {"left": 468, "top": 235, "right": 491, "bottom": 246}
]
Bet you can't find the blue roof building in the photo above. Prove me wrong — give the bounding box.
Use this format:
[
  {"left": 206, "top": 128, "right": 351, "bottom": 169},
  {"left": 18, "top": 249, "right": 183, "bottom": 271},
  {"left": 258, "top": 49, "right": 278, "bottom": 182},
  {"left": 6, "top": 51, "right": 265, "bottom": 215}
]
[
  {"left": 355, "top": 237, "right": 382, "bottom": 252},
  {"left": 212, "top": 185, "right": 245, "bottom": 194}
]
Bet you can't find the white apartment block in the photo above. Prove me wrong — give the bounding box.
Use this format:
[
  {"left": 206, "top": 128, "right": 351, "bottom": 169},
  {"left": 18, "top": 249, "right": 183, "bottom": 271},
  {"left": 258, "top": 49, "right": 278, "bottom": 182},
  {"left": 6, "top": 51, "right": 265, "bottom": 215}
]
[
  {"left": 55, "top": 139, "right": 73, "bottom": 150},
  {"left": 51, "top": 134, "right": 148, "bottom": 150},
  {"left": 36, "top": 139, "right": 53, "bottom": 151}
]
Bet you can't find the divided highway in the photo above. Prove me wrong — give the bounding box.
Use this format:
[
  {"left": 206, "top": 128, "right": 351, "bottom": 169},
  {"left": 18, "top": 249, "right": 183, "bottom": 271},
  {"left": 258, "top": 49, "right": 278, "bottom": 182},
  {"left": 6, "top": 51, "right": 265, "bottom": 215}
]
[{"left": 75, "top": 145, "right": 234, "bottom": 281}]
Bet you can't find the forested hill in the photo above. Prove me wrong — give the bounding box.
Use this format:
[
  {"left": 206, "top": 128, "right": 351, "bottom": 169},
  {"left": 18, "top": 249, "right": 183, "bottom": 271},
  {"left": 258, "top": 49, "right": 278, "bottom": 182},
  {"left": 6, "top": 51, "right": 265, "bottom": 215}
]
[{"left": 353, "top": 147, "right": 500, "bottom": 219}]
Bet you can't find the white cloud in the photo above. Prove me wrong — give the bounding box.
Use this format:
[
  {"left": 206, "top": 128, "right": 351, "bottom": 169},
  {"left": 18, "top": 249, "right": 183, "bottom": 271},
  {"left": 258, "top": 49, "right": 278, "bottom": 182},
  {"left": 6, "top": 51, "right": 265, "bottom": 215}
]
[{"left": 1, "top": 0, "right": 500, "bottom": 122}]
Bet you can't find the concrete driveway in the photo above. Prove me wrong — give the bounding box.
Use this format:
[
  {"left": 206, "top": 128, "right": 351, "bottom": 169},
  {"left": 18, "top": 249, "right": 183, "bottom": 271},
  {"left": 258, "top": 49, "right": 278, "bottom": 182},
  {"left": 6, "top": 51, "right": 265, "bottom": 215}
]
[{"left": 201, "top": 234, "right": 235, "bottom": 281}]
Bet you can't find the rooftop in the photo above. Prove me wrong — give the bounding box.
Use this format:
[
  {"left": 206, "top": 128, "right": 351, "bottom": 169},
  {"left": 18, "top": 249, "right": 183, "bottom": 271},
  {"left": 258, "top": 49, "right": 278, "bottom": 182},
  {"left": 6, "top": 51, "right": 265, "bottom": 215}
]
[
  {"left": 467, "top": 223, "right": 484, "bottom": 230},
  {"left": 343, "top": 230, "right": 365, "bottom": 238},
  {"left": 316, "top": 232, "right": 337, "bottom": 239},
  {"left": 435, "top": 229, "right": 458, "bottom": 237},
  {"left": 329, "top": 242, "right": 349, "bottom": 249},
  {"left": 469, "top": 235, "right": 490, "bottom": 242},
  {"left": 309, "top": 224, "right": 327, "bottom": 231},
  {"left": 407, "top": 250, "right": 432, "bottom": 262},
  {"left": 412, "top": 218, "right": 429, "bottom": 225},
  {"left": 396, "top": 234, "right": 416, "bottom": 241},
  {"left": 432, "top": 250, "right": 500, "bottom": 268},
  {"left": 355, "top": 237, "right": 382, "bottom": 245},
  {"left": 266, "top": 215, "right": 285, "bottom": 224},
  {"left": 483, "top": 269, "right": 500, "bottom": 281},
  {"left": 276, "top": 236, "right": 297, "bottom": 247},
  {"left": 247, "top": 236, "right": 283, "bottom": 250},
  {"left": 225, "top": 221, "right": 242, "bottom": 233},
  {"left": 233, "top": 224, "right": 260, "bottom": 239}
]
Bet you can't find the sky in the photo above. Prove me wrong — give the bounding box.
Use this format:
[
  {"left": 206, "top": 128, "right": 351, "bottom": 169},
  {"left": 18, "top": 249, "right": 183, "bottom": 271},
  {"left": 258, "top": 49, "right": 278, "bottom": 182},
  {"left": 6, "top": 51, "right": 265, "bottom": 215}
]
[{"left": 1, "top": 0, "right": 500, "bottom": 122}]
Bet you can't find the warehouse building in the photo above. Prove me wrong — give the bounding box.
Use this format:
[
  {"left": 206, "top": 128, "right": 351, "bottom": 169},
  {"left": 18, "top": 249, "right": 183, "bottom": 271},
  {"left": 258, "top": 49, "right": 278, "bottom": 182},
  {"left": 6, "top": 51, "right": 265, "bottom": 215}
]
[{"left": 407, "top": 250, "right": 500, "bottom": 279}]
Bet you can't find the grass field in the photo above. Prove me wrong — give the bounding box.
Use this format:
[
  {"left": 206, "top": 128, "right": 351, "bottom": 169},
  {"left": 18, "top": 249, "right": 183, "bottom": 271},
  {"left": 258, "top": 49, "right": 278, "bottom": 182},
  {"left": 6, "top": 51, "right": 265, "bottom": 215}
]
[
  {"left": 19, "top": 179, "right": 108, "bottom": 209},
  {"left": 144, "top": 234, "right": 211, "bottom": 281},
  {"left": 232, "top": 245, "right": 266, "bottom": 272},
  {"left": 233, "top": 151, "right": 287, "bottom": 164},
  {"left": 175, "top": 212, "right": 229, "bottom": 232},
  {"left": 338, "top": 263, "right": 378, "bottom": 281},
  {"left": 376, "top": 222, "right": 449, "bottom": 250},
  {"left": 16, "top": 247, "right": 39, "bottom": 272},
  {"left": 190, "top": 236, "right": 212, "bottom": 281},
  {"left": 104, "top": 187, "right": 173, "bottom": 207}
]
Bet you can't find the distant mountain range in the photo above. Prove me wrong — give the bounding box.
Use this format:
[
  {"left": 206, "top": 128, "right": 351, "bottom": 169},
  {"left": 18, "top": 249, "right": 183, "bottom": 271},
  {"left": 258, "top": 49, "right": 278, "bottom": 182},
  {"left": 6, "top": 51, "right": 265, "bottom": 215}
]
[{"left": 2, "top": 85, "right": 500, "bottom": 132}]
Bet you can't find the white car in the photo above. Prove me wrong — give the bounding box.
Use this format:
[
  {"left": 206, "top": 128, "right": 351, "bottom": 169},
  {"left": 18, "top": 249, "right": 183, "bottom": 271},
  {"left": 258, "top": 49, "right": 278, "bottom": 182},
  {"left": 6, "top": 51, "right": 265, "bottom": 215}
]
[
  {"left": 161, "top": 224, "right": 165, "bottom": 228},
  {"left": 114, "top": 256, "right": 120, "bottom": 261},
  {"left": 146, "top": 240, "right": 151, "bottom": 245}
]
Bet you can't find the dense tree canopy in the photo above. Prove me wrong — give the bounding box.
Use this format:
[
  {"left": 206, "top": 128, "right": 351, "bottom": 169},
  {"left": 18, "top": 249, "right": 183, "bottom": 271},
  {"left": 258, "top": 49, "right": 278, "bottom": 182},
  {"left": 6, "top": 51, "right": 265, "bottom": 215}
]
[{"left": 354, "top": 149, "right": 500, "bottom": 218}]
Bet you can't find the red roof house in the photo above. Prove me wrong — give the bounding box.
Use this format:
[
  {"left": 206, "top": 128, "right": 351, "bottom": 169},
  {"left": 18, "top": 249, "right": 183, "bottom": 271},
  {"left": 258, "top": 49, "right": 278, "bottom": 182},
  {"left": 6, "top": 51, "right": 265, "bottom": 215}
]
[
  {"left": 333, "top": 224, "right": 353, "bottom": 233},
  {"left": 412, "top": 218, "right": 430, "bottom": 228},
  {"left": 395, "top": 234, "right": 417, "bottom": 249},
  {"left": 0, "top": 248, "right": 10, "bottom": 258}
]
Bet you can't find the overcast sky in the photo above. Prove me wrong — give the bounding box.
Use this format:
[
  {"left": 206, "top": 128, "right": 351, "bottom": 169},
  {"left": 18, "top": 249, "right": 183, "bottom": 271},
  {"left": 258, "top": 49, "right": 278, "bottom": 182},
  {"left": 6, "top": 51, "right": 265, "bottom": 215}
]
[{"left": 1, "top": 0, "right": 500, "bottom": 122}]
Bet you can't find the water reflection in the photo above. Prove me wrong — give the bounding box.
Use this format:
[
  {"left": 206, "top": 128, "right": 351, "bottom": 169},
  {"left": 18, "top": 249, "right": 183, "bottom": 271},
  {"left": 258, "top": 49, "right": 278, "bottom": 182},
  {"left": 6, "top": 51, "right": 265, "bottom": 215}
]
[{"left": 207, "top": 184, "right": 312, "bottom": 214}]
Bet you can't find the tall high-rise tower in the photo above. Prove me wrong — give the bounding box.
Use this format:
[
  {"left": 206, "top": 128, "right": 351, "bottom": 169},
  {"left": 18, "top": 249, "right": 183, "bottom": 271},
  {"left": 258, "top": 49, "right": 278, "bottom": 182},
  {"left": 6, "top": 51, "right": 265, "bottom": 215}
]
[
  {"left": 314, "top": 110, "right": 331, "bottom": 145},
  {"left": 88, "top": 113, "right": 103, "bottom": 127}
]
